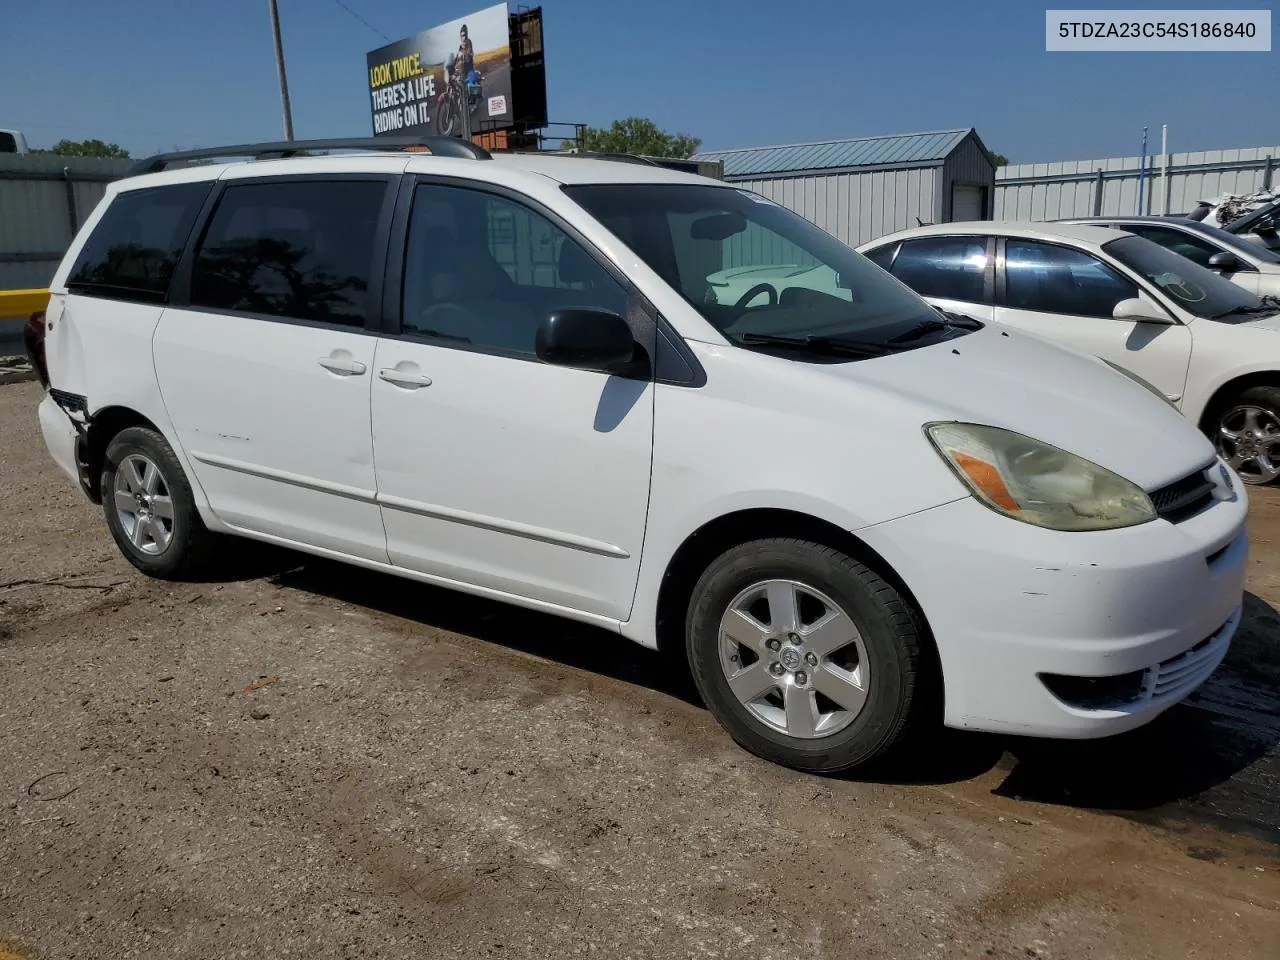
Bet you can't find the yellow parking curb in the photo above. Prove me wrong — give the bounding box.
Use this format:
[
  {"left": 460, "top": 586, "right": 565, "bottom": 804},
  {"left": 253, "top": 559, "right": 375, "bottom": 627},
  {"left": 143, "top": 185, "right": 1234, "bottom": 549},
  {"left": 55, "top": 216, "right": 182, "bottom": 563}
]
[{"left": 0, "top": 289, "right": 50, "bottom": 319}]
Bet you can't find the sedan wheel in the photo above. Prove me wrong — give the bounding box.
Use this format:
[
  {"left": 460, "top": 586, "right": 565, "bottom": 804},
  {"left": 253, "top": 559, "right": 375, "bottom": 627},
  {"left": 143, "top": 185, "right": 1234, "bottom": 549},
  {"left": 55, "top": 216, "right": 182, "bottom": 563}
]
[{"left": 1216, "top": 403, "right": 1280, "bottom": 484}]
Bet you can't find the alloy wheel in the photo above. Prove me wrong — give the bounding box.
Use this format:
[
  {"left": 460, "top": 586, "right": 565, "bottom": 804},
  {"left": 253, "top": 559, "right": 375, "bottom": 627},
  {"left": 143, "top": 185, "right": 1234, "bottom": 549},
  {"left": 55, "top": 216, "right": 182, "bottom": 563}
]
[
  {"left": 717, "top": 579, "right": 870, "bottom": 739},
  {"left": 113, "top": 453, "right": 175, "bottom": 555},
  {"left": 1217, "top": 404, "right": 1280, "bottom": 484}
]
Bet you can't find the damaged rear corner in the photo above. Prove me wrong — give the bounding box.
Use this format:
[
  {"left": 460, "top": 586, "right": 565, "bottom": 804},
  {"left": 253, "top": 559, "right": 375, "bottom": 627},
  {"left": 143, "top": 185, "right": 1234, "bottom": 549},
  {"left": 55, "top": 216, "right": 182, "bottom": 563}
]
[{"left": 48, "top": 388, "right": 101, "bottom": 503}]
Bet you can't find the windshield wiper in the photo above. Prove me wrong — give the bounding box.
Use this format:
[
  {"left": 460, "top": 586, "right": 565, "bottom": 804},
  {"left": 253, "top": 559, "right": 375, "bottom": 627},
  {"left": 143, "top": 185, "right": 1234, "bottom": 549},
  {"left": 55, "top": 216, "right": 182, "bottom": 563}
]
[
  {"left": 737, "top": 332, "right": 892, "bottom": 357},
  {"left": 886, "top": 311, "right": 983, "bottom": 344},
  {"left": 1211, "top": 304, "right": 1277, "bottom": 320}
]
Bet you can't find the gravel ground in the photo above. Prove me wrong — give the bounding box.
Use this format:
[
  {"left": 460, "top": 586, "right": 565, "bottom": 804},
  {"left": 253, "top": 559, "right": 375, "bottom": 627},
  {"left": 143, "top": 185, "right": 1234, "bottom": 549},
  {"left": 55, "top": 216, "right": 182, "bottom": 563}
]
[{"left": 0, "top": 378, "right": 1277, "bottom": 960}]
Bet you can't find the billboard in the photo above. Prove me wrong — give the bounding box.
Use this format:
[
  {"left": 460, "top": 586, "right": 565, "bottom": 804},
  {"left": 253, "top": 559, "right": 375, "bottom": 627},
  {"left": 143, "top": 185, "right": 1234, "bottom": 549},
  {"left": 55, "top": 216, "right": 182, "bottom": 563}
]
[{"left": 366, "top": 3, "right": 513, "bottom": 138}]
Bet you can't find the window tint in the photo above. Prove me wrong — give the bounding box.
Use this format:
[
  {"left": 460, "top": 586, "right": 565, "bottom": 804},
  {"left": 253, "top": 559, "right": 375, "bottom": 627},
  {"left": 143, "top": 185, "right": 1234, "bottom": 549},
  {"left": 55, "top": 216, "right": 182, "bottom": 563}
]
[
  {"left": 863, "top": 243, "right": 897, "bottom": 270},
  {"left": 0, "top": 132, "right": 17, "bottom": 153},
  {"left": 1123, "top": 225, "right": 1220, "bottom": 269},
  {"left": 1003, "top": 240, "right": 1137, "bottom": 317},
  {"left": 67, "top": 183, "right": 210, "bottom": 303},
  {"left": 890, "top": 237, "right": 989, "bottom": 303},
  {"left": 190, "top": 180, "right": 386, "bottom": 326},
  {"left": 401, "top": 185, "right": 628, "bottom": 355}
]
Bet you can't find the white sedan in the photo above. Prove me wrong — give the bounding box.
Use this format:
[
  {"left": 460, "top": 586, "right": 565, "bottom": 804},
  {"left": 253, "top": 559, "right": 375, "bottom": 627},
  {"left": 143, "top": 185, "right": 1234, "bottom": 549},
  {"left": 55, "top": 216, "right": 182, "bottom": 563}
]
[{"left": 859, "top": 222, "right": 1280, "bottom": 483}]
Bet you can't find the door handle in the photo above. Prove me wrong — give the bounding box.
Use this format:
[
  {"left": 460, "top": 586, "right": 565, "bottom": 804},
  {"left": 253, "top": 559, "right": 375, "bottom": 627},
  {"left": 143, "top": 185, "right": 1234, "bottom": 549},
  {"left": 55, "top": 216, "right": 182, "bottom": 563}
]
[
  {"left": 378, "top": 368, "right": 433, "bottom": 388},
  {"left": 318, "top": 356, "right": 367, "bottom": 375}
]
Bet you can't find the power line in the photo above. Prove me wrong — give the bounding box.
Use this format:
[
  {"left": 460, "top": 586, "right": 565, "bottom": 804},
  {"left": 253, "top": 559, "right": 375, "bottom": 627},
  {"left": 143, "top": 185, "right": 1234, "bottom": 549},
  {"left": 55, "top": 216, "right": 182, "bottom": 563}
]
[{"left": 330, "top": 0, "right": 391, "bottom": 41}]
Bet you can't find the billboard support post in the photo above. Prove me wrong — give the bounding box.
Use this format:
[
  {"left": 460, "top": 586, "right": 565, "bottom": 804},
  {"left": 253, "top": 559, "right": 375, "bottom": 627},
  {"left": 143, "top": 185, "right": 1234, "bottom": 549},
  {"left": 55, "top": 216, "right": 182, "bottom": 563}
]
[
  {"left": 268, "top": 0, "right": 295, "bottom": 141},
  {"left": 461, "top": 87, "right": 473, "bottom": 141}
]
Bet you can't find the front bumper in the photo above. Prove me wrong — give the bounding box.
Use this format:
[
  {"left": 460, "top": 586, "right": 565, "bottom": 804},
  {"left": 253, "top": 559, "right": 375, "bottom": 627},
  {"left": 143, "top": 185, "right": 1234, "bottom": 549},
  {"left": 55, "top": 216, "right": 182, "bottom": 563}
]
[{"left": 858, "top": 488, "right": 1247, "bottom": 738}]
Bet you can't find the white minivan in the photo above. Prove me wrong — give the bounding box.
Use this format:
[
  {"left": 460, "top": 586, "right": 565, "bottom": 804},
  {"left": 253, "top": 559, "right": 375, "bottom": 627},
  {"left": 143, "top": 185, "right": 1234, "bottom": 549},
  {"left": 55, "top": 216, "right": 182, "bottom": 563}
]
[{"left": 29, "top": 138, "right": 1247, "bottom": 774}]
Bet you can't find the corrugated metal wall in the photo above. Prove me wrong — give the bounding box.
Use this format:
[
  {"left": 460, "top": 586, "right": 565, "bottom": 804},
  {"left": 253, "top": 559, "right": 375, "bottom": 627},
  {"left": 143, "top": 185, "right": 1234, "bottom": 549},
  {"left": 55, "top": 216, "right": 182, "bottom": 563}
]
[
  {"left": 0, "top": 154, "right": 131, "bottom": 289},
  {"left": 734, "top": 167, "right": 939, "bottom": 249},
  {"left": 993, "top": 144, "right": 1278, "bottom": 221},
  {"left": 941, "top": 134, "right": 996, "bottom": 220}
]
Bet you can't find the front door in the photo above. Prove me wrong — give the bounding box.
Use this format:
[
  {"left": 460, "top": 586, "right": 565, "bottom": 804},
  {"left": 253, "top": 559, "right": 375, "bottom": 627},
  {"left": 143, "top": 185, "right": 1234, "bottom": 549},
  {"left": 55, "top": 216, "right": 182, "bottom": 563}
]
[
  {"left": 154, "top": 176, "right": 394, "bottom": 561},
  {"left": 994, "top": 237, "right": 1192, "bottom": 403},
  {"left": 370, "top": 181, "right": 654, "bottom": 620}
]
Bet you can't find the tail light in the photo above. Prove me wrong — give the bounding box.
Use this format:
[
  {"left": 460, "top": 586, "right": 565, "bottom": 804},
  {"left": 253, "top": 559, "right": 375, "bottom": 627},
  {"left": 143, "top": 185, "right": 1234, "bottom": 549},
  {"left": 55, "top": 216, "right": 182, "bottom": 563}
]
[{"left": 24, "top": 310, "right": 49, "bottom": 388}]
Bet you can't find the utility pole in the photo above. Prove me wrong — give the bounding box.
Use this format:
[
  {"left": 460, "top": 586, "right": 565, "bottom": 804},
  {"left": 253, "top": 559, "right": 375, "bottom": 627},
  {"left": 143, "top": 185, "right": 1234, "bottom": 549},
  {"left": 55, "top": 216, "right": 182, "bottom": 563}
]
[{"left": 268, "top": 0, "right": 295, "bottom": 141}]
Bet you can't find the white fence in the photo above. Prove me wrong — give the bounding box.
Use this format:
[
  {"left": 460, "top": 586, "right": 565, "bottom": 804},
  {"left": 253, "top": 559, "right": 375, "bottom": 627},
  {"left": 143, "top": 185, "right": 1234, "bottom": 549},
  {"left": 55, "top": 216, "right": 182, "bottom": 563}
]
[
  {"left": 993, "top": 144, "right": 1278, "bottom": 222},
  {"left": 0, "top": 154, "right": 133, "bottom": 290}
]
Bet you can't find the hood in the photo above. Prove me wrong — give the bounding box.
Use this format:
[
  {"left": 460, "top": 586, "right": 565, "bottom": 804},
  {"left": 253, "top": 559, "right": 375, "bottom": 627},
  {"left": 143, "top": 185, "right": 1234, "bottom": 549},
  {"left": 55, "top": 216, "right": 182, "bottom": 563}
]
[{"left": 816, "top": 324, "right": 1214, "bottom": 491}]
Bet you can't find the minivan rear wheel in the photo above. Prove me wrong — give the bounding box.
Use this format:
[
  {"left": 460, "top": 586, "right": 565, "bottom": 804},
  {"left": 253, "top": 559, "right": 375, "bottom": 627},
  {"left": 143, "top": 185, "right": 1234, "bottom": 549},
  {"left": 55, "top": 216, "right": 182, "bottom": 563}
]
[
  {"left": 101, "top": 426, "right": 216, "bottom": 579},
  {"left": 685, "top": 538, "right": 923, "bottom": 773}
]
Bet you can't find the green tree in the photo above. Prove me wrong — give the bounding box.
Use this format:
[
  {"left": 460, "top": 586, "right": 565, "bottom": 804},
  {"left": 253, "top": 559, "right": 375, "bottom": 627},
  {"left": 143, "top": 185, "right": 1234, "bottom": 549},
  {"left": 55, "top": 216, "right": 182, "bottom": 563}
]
[
  {"left": 34, "top": 139, "right": 130, "bottom": 159},
  {"left": 581, "top": 118, "right": 701, "bottom": 159},
  {"left": 990, "top": 152, "right": 1009, "bottom": 167}
]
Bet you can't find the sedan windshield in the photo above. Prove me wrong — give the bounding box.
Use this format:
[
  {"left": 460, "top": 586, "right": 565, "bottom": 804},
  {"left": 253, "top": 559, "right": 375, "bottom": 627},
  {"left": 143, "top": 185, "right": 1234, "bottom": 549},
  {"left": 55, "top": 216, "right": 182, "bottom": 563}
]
[
  {"left": 1103, "top": 235, "right": 1272, "bottom": 320},
  {"left": 564, "top": 184, "right": 959, "bottom": 356}
]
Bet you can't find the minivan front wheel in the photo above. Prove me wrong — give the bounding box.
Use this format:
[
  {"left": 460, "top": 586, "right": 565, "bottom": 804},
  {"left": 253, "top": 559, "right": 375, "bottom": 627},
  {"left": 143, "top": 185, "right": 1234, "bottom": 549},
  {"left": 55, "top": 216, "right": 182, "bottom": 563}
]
[
  {"left": 686, "top": 538, "right": 923, "bottom": 773},
  {"left": 101, "top": 426, "right": 215, "bottom": 579}
]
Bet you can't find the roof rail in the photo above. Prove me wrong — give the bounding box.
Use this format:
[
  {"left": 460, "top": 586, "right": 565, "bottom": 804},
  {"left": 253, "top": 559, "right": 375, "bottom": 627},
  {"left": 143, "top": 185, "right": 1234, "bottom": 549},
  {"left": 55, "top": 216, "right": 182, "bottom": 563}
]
[
  {"left": 130, "top": 136, "right": 492, "bottom": 175},
  {"left": 559, "top": 151, "right": 661, "bottom": 167}
]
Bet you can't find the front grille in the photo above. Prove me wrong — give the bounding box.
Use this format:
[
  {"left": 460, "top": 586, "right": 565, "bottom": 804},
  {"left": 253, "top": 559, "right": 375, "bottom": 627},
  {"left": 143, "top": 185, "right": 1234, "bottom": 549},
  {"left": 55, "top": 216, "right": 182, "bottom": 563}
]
[{"left": 1149, "top": 466, "right": 1216, "bottom": 523}]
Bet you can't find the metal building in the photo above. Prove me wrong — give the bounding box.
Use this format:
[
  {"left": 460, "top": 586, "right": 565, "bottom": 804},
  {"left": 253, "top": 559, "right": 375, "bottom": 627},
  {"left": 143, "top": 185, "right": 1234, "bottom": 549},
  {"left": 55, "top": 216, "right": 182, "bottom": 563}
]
[{"left": 694, "top": 128, "right": 995, "bottom": 246}]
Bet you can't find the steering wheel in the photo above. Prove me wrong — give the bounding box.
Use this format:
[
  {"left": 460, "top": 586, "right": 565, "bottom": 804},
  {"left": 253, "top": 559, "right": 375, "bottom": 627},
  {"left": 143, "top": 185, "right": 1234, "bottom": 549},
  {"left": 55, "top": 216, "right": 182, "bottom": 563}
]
[{"left": 733, "top": 282, "right": 778, "bottom": 314}]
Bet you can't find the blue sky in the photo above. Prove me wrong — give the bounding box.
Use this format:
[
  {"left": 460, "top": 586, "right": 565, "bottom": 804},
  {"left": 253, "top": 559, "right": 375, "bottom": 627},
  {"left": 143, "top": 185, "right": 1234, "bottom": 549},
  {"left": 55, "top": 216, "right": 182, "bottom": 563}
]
[{"left": 1, "top": 0, "right": 1275, "bottom": 163}]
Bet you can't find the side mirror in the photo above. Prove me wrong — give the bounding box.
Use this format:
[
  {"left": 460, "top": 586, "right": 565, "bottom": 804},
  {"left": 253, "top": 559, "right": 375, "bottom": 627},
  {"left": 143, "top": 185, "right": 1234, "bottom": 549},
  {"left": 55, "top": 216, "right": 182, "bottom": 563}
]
[
  {"left": 1207, "top": 251, "right": 1240, "bottom": 272},
  {"left": 535, "top": 308, "right": 636, "bottom": 372},
  {"left": 1112, "top": 297, "right": 1174, "bottom": 325}
]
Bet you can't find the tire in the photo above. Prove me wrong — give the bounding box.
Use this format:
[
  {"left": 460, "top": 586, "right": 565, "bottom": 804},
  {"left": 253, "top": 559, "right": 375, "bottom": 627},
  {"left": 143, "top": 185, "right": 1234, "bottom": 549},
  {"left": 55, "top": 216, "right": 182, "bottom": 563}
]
[
  {"left": 436, "top": 97, "right": 458, "bottom": 136},
  {"left": 1210, "top": 385, "right": 1280, "bottom": 485},
  {"left": 101, "top": 426, "right": 216, "bottom": 579},
  {"left": 686, "top": 538, "right": 923, "bottom": 774}
]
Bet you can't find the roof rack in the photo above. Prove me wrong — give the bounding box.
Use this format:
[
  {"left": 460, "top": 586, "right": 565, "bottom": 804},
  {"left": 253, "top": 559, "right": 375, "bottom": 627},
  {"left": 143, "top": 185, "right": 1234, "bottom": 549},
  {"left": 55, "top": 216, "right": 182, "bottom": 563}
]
[
  {"left": 130, "top": 136, "right": 492, "bottom": 175},
  {"left": 553, "top": 150, "right": 661, "bottom": 167}
]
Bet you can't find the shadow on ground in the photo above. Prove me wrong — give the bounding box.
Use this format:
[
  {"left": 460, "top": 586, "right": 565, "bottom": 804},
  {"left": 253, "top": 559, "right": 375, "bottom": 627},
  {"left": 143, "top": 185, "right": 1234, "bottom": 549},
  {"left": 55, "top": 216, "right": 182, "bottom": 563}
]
[{"left": 232, "top": 544, "right": 1280, "bottom": 841}]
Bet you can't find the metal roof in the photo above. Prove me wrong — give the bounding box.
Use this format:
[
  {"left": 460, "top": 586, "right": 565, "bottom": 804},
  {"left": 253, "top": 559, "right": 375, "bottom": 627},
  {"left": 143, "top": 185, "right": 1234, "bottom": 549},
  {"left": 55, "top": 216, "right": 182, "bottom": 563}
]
[{"left": 693, "top": 129, "right": 973, "bottom": 178}]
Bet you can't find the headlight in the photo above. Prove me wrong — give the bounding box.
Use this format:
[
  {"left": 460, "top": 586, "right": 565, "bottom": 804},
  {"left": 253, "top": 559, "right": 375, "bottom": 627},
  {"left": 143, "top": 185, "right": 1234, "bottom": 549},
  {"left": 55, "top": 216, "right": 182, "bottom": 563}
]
[{"left": 926, "top": 422, "right": 1157, "bottom": 531}]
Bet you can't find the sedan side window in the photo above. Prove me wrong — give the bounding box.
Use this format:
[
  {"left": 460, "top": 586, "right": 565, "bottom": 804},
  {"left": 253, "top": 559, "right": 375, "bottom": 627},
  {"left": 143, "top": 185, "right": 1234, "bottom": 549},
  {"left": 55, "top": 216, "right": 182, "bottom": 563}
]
[
  {"left": 401, "top": 184, "right": 628, "bottom": 356},
  {"left": 1125, "top": 226, "right": 1220, "bottom": 269},
  {"left": 1003, "top": 239, "right": 1137, "bottom": 318},
  {"left": 889, "top": 237, "right": 989, "bottom": 303}
]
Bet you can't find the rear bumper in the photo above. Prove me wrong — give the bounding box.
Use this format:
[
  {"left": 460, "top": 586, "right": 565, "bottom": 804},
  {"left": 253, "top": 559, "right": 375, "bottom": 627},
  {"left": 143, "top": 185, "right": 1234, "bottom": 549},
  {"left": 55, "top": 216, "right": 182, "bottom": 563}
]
[
  {"left": 38, "top": 392, "right": 80, "bottom": 487},
  {"left": 858, "top": 490, "right": 1248, "bottom": 738}
]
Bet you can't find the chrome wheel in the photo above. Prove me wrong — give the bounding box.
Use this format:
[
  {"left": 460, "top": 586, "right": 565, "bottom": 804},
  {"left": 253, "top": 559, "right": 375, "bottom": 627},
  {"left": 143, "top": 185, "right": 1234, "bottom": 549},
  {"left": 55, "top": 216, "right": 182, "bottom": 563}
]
[
  {"left": 113, "top": 454, "right": 175, "bottom": 555},
  {"left": 718, "top": 579, "right": 870, "bottom": 739},
  {"left": 1217, "top": 404, "right": 1280, "bottom": 484}
]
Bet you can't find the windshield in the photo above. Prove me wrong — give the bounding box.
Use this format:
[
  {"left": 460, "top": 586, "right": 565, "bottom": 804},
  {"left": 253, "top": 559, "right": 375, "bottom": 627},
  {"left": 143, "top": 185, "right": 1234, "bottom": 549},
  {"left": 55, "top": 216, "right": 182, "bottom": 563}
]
[
  {"left": 1185, "top": 220, "right": 1280, "bottom": 264},
  {"left": 1103, "top": 235, "right": 1271, "bottom": 320},
  {"left": 564, "top": 183, "right": 955, "bottom": 355}
]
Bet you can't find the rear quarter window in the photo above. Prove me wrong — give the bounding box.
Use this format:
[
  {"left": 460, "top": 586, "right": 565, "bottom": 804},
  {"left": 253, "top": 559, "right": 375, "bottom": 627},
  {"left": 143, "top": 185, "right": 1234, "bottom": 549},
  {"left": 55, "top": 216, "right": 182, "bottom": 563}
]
[{"left": 67, "top": 182, "right": 211, "bottom": 303}]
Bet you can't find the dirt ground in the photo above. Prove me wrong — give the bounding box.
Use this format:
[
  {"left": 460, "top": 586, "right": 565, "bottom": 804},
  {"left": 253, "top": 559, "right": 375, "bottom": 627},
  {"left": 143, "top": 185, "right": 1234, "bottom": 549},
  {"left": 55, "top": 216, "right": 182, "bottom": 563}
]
[{"left": 0, "top": 378, "right": 1277, "bottom": 960}]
